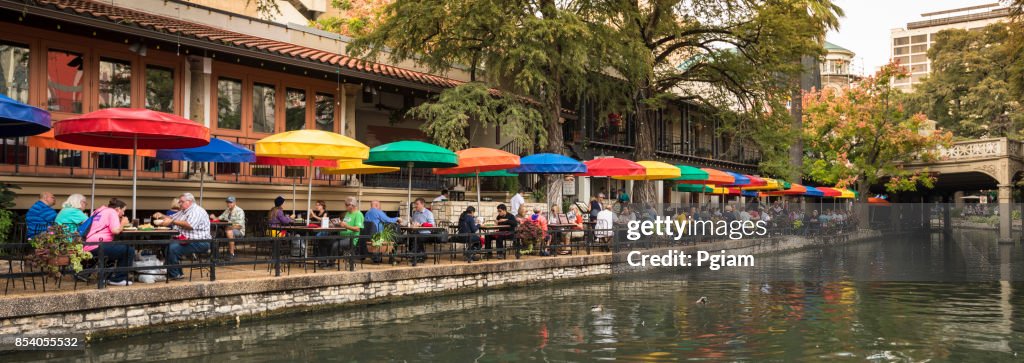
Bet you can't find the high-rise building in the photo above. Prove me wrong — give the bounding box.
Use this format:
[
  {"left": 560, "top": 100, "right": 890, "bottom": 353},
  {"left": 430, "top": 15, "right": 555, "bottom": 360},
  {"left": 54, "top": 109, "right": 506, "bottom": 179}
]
[{"left": 890, "top": 3, "right": 1009, "bottom": 91}]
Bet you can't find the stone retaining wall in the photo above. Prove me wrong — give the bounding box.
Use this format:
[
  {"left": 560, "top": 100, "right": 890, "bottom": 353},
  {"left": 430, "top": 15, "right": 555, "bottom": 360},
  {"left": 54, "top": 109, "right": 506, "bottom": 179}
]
[{"left": 0, "top": 229, "right": 890, "bottom": 338}]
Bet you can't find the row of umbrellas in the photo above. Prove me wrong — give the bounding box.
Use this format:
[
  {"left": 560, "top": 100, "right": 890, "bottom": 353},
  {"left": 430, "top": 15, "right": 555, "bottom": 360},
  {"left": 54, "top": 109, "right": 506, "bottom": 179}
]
[{"left": 2, "top": 93, "right": 866, "bottom": 218}]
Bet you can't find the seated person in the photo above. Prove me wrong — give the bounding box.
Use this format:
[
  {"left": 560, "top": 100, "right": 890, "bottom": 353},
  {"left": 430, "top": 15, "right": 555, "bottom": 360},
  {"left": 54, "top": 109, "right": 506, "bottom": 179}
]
[
  {"left": 84, "top": 198, "right": 134, "bottom": 286},
  {"left": 320, "top": 197, "right": 362, "bottom": 267},
  {"left": 458, "top": 206, "right": 481, "bottom": 261},
  {"left": 485, "top": 204, "right": 518, "bottom": 258},
  {"left": 154, "top": 193, "right": 211, "bottom": 280}
]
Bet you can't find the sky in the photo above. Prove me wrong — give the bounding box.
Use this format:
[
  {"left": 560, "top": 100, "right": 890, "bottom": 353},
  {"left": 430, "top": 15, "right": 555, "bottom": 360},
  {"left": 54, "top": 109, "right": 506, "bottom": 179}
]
[{"left": 826, "top": 0, "right": 1001, "bottom": 74}]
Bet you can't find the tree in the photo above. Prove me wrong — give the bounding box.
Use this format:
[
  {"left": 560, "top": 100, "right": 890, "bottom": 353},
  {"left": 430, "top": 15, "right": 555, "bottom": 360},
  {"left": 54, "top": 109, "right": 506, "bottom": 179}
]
[
  {"left": 802, "top": 62, "right": 953, "bottom": 225},
  {"left": 311, "top": 0, "right": 393, "bottom": 37},
  {"left": 904, "top": 23, "right": 1022, "bottom": 138},
  {"left": 601, "top": 0, "right": 843, "bottom": 205},
  {"left": 350, "top": 0, "right": 617, "bottom": 207}
]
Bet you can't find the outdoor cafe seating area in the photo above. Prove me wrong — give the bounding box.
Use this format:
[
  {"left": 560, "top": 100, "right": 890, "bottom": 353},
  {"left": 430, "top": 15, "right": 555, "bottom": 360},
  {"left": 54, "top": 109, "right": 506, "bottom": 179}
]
[{"left": 0, "top": 99, "right": 865, "bottom": 295}]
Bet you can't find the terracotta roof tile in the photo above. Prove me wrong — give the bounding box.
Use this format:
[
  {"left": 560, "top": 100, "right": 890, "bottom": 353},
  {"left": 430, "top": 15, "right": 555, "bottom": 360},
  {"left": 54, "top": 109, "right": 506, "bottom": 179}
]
[{"left": 36, "top": 0, "right": 463, "bottom": 89}]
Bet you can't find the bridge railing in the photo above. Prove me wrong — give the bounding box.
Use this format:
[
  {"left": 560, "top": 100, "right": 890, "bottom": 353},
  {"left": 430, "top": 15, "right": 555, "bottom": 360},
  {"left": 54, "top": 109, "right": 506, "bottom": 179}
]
[{"left": 934, "top": 138, "right": 1024, "bottom": 161}]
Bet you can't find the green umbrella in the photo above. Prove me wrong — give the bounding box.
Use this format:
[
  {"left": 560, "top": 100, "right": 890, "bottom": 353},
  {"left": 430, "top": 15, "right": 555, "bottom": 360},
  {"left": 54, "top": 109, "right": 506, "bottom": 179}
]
[
  {"left": 673, "top": 165, "right": 708, "bottom": 182},
  {"left": 674, "top": 184, "right": 714, "bottom": 193},
  {"left": 365, "top": 140, "right": 459, "bottom": 211}
]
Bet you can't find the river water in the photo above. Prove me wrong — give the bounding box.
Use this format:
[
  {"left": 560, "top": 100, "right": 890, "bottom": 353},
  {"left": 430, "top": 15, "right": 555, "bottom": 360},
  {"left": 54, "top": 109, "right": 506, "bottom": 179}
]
[{"left": 12, "top": 230, "right": 1024, "bottom": 362}]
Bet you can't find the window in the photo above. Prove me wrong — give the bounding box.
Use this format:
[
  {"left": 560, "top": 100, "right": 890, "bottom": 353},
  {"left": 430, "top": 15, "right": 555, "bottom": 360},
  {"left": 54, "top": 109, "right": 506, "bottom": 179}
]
[
  {"left": 894, "top": 37, "right": 909, "bottom": 46},
  {"left": 98, "top": 58, "right": 132, "bottom": 109},
  {"left": 315, "top": 93, "right": 335, "bottom": 131},
  {"left": 143, "top": 157, "right": 171, "bottom": 172},
  {"left": 910, "top": 54, "right": 927, "bottom": 63},
  {"left": 217, "top": 77, "right": 242, "bottom": 130},
  {"left": 96, "top": 153, "right": 128, "bottom": 170},
  {"left": 0, "top": 41, "right": 30, "bottom": 103},
  {"left": 285, "top": 166, "right": 305, "bottom": 178},
  {"left": 252, "top": 83, "right": 276, "bottom": 133},
  {"left": 285, "top": 88, "right": 306, "bottom": 131},
  {"left": 911, "top": 34, "right": 927, "bottom": 43},
  {"left": 145, "top": 65, "right": 174, "bottom": 112},
  {"left": 47, "top": 49, "right": 84, "bottom": 113},
  {"left": 893, "top": 47, "right": 908, "bottom": 56},
  {"left": 251, "top": 164, "right": 273, "bottom": 177},
  {"left": 894, "top": 56, "right": 910, "bottom": 64},
  {"left": 910, "top": 44, "right": 927, "bottom": 53},
  {"left": 910, "top": 64, "right": 927, "bottom": 73},
  {"left": 216, "top": 163, "right": 240, "bottom": 175},
  {"left": 45, "top": 149, "right": 80, "bottom": 167}
]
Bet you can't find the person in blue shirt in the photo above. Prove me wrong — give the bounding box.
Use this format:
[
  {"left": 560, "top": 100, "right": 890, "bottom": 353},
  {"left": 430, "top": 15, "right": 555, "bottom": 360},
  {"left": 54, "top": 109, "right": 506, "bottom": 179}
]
[
  {"left": 364, "top": 200, "right": 401, "bottom": 233},
  {"left": 25, "top": 192, "right": 57, "bottom": 239}
]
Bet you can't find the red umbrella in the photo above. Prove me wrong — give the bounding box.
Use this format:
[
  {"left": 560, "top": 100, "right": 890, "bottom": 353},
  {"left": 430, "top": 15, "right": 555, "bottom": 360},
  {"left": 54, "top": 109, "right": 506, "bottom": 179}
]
[
  {"left": 816, "top": 187, "right": 843, "bottom": 198},
  {"left": 576, "top": 158, "right": 644, "bottom": 198},
  {"left": 54, "top": 108, "right": 210, "bottom": 219},
  {"left": 745, "top": 175, "right": 768, "bottom": 187}
]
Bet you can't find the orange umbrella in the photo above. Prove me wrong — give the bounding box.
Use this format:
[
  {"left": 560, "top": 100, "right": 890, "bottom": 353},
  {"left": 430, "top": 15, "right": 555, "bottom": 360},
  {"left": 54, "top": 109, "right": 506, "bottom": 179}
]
[
  {"left": 29, "top": 130, "right": 155, "bottom": 156},
  {"left": 433, "top": 147, "right": 520, "bottom": 210},
  {"left": 676, "top": 168, "right": 735, "bottom": 185},
  {"left": 762, "top": 184, "right": 808, "bottom": 196},
  {"left": 868, "top": 197, "right": 890, "bottom": 206}
]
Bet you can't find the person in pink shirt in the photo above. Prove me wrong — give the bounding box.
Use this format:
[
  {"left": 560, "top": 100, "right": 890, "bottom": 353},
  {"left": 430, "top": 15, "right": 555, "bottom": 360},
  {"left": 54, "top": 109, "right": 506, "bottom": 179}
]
[{"left": 85, "top": 198, "right": 135, "bottom": 286}]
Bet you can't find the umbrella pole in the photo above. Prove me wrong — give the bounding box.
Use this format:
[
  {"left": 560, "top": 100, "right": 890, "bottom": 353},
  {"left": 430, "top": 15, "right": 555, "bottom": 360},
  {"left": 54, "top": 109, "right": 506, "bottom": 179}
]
[
  {"left": 199, "top": 163, "right": 205, "bottom": 206},
  {"left": 407, "top": 162, "right": 413, "bottom": 217},
  {"left": 132, "top": 135, "right": 138, "bottom": 220},
  {"left": 307, "top": 157, "right": 314, "bottom": 220},
  {"left": 90, "top": 154, "right": 97, "bottom": 215},
  {"left": 476, "top": 170, "right": 482, "bottom": 213},
  {"left": 292, "top": 182, "right": 296, "bottom": 217}
]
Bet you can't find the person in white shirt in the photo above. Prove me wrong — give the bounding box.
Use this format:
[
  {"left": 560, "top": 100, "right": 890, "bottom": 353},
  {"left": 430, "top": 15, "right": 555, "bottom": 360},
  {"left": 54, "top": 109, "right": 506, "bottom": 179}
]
[
  {"left": 595, "top": 202, "right": 616, "bottom": 239},
  {"left": 432, "top": 190, "right": 449, "bottom": 202},
  {"left": 510, "top": 188, "right": 526, "bottom": 216}
]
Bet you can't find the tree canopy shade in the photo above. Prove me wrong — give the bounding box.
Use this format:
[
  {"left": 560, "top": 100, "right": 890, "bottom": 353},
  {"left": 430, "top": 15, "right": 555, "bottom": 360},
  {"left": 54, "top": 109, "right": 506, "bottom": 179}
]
[
  {"left": 802, "top": 62, "right": 952, "bottom": 198},
  {"left": 599, "top": 0, "right": 843, "bottom": 204},
  {"left": 904, "top": 23, "right": 1023, "bottom": 139},
  {"left": 350, "top": 0, "right": 618, "bottom": 207}
]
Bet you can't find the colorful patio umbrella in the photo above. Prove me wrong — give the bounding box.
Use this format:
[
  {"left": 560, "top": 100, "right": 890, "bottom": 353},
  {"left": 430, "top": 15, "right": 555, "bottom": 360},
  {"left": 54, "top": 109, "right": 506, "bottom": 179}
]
[
  {"left": 443, "top": 170, "right": 518, "bottom": 178},
  {"left": 365, "top": 140, "right": 459, "bottom": 212},
  {"left": 0, "top": 94, "right": 50, "bottom": 137},
  {"left": 54, "top": 108, "right": 210, "bottom": 219},
  {"left": 741, "top": 177, "right": 783, "bottom": 191},
  {"left": 804, "top": 186, "right": 825, "bottom": 198},
  {"left": 816, "top": 187, "right": 844, "bottom": 198},
  {"left": 762, "top": 183, "right": 808, "bottom": 196},
  {"left": 674, "top": 184, "right": 714, "bottom": 193},
  {"left": 156, "top": 138, "right": 255, "bottom": 205},
  {"left": 724, "top": 172, "right": 751, "bottom": 187},
  {"left": 29, "top": 130, "right": 158, "bottom": 213},
  {"left": 745, "top": 175, "right": 768, "bottom": 187},
  {"left": 322, "top": 159, "right": 401, "bottom": 205},
  {"left": 577, "top": 157, "right": 644, "bottom": 197},
  {"left": 673, "top": 165, "right": 708, "bottom": 183},
  {"left": 509, "top": 153, "right": 587, "bottom": 174},
  {"left": 709, "top": 186, "right": 740, "bottom": 195},
  {"left": 839, "top": 189, "right": 857, "bottom": 199},
  {"left": 255, "top": 130, "right": 370, "bottom": 217},
  {"left": 868, "top": 197, "right": 890, "bottom": 206},
  {"left": 434, "top": 148, "right": 519, "bottom": 211},
  {"left": 675, "top": 168, "right": 735, "bottom": 185},
  {"left": 612, "top": 161, "right": 681, "bottom": 180}
]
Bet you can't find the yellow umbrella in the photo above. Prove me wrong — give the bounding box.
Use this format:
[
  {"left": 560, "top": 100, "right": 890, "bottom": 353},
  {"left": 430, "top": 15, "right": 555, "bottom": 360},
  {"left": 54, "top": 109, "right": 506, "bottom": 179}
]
[
  {"left": 322, "top": 160, "right": 400, "bottom": 205},
  {"left": 837, "top": 188, "right": 856, "bottom": 199},
  {"left": 740, "top": 177, "right": 783, "bottom": 191},
  {"left": 612, "top": 161, "right": 681, "bottom": 180},
  {"left": 256, "top": 130, "right": 370, "bottom": 216}
]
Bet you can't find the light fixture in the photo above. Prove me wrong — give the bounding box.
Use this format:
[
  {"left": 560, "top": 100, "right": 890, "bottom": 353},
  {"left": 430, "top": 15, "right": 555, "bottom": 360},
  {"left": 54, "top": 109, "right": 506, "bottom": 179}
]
[{"left": 128, "top": 41, "right": 147, "bottom": 56}]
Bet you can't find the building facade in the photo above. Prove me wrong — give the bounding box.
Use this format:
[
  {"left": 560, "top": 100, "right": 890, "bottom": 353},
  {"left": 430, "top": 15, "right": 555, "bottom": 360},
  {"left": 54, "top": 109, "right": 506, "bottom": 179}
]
[
  {"left": 0, "top": 0, "right": 760, "bottom": 213},
  {"left": 819, "top": 41, "right": 859, "bottom": 91},
  {"left": 890, "top": 3, "right": 1009, "bottom": 91}
]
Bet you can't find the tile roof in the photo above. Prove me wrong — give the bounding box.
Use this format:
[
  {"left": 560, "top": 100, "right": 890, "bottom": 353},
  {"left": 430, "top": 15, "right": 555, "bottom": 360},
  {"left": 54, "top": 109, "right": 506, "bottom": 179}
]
[{"left": 33, "top": 0, "right": 464, "bottom": 89}]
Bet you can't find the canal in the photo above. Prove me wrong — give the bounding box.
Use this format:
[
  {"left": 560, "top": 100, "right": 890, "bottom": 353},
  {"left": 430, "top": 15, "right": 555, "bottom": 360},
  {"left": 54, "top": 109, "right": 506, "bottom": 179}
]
[{"left": 12, "top": 230, "right": 1024, "bottom": 361}]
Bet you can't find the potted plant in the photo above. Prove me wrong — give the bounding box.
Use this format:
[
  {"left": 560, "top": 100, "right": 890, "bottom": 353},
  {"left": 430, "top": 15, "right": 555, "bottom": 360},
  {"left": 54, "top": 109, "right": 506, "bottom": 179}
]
[
  {"left": 515, "top": 220, "right": 544, "bottom": 255},
  {"left": 25, "top": 226, "right": 92, "bottom": 279},
  {"left": 368, "top": 225, "right": 397, "bottom": 263}
]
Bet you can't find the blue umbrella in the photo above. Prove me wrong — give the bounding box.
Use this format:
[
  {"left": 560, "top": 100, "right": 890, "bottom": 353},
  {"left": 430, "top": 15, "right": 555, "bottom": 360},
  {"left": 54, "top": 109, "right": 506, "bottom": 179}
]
[
  {"left": 725, "top": 172, "right": 751, "bottom": 187},
  {"left": 741, "top": 190, "right": 758, "bottom": 198},
  {"left": 156, "top": 138, "right": 255, "bottom": 205},
  {"left": 804, "top": 186, "right": 824, "bottom": 198},
  {"left": 0, "top": 94, "right": 50, "bottom": 137},
  {"left": 509, "top": 153, "right": 586, "bottom": 174}
]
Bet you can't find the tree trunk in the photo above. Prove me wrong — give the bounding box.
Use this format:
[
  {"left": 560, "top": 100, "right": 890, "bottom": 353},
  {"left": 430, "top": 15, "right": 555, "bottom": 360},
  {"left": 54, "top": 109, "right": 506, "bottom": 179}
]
[
  {"left": 857, "top": 180, "right": 870, "bottom": 229},
  {"left": 545, "top": 78, "right": 564, "bottom": 209},
  {"left": 633, "top": 98, "right": 657, "bottom": 206}
]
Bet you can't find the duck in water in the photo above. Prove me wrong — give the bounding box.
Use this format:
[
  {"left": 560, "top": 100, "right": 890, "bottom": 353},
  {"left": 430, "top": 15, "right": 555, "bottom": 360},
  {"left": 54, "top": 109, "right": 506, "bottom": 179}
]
[{"left": 695, "top": 296, "right": 708, "bottom": 305}]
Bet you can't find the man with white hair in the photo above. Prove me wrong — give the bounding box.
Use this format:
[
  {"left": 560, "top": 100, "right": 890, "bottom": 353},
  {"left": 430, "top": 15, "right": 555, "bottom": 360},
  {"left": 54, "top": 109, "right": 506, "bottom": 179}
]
[{"left": 155, "top": 193, "right": 211, "bottom": 280}]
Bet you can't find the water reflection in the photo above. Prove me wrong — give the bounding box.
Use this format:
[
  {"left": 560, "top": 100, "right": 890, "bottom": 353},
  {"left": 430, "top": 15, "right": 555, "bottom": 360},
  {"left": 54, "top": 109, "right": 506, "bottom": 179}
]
[{"left": 10, "top": 231, "right": 1024, "bottom": 362}]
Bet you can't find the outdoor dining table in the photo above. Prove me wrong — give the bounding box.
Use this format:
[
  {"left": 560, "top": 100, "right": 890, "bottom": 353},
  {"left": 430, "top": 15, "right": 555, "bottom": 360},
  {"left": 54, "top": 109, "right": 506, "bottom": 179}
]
[
  {"left": 271, "top": 226, "right": 355, "bottom": 271},
  {"left": 477, "top": 224, "right": 518, "bottom": 259},
  {"left": 209, "top": 221, "right": 233, "bottom": 238},
  {"left": 118, "top": 229, "right": 180, "bottom": 258},
  {"left": 399, "top": 226, "right": 447, "bottom": 266}
]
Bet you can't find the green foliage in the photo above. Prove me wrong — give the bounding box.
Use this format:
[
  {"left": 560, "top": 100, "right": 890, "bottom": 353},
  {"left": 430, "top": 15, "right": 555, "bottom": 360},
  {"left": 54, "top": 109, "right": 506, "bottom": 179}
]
[
  {"left": 407, "top": 83, "right": 545, "bottom": 150},
  {"left": 311, "top": 0, "right": 391, "bottom": 37},
  {"left": 497, "top": 176, "right": 519, "bottom": 196},
  {"left": 802, "top": 62, "right": 953, "bottom": 193},
  {"left": 247, "top": 0, "right": 281, "bottom": 20},
  {"left": 25, "top": 226, "right": 92, "bottom": 278},
  {"left": 370, "top": 224, "right": 397, "bottom": 247},
  {"left": 0, "top": 183, "right": 18, "bottom": 245},
  {"left": 515, "top": 219, "right": 544, "bottom": 244},
  {"left": 905, "top": 23, "right": 1023, "bottom": 138}
]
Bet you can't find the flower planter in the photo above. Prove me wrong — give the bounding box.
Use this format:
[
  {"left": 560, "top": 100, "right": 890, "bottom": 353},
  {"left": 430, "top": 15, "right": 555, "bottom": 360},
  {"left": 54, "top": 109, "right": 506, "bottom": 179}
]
[{"left": 368, "top": 241, "right": 395, "bottom": 254}]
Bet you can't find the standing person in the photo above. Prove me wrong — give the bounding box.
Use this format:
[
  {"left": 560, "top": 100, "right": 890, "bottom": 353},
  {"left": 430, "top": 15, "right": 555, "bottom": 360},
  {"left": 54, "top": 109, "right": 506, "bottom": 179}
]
[
  {"left": 25, "top": 192, "right": 57, "bottom": 239},
  {"left": 510, "top": 188, "right": 526, "bottom": 217},
  {"left": 211, "top": 196, "right": 245, "bottom": 261},
  {"left": 486, "top": 204, "right": 518, "bottom": 259},
  {"left": 309, "top": 200, "right": 329, "bottom": 226},
  {"left": 458, "top": 206, "right": 480, "bottom": 261},
  {"left": 589, "top": 193, "right": 605, "bottom": 221},
  {"left": 433, "top": 190, "right": 449, "bottom": 202},
  {"left": 155, "top": 193, "right": 211, "bottom": 280},
  {"left": 55, "top": 194, "right": 89, "bottom": 232},
  {"left": 85, "top": 198, "right": 134, "bottom": 286},
  {"left": 409, "top": 197, "right": 435, "bottom": 262},
  {"left": 364, "top": 200, "right": 401, "bottom": 233}
]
